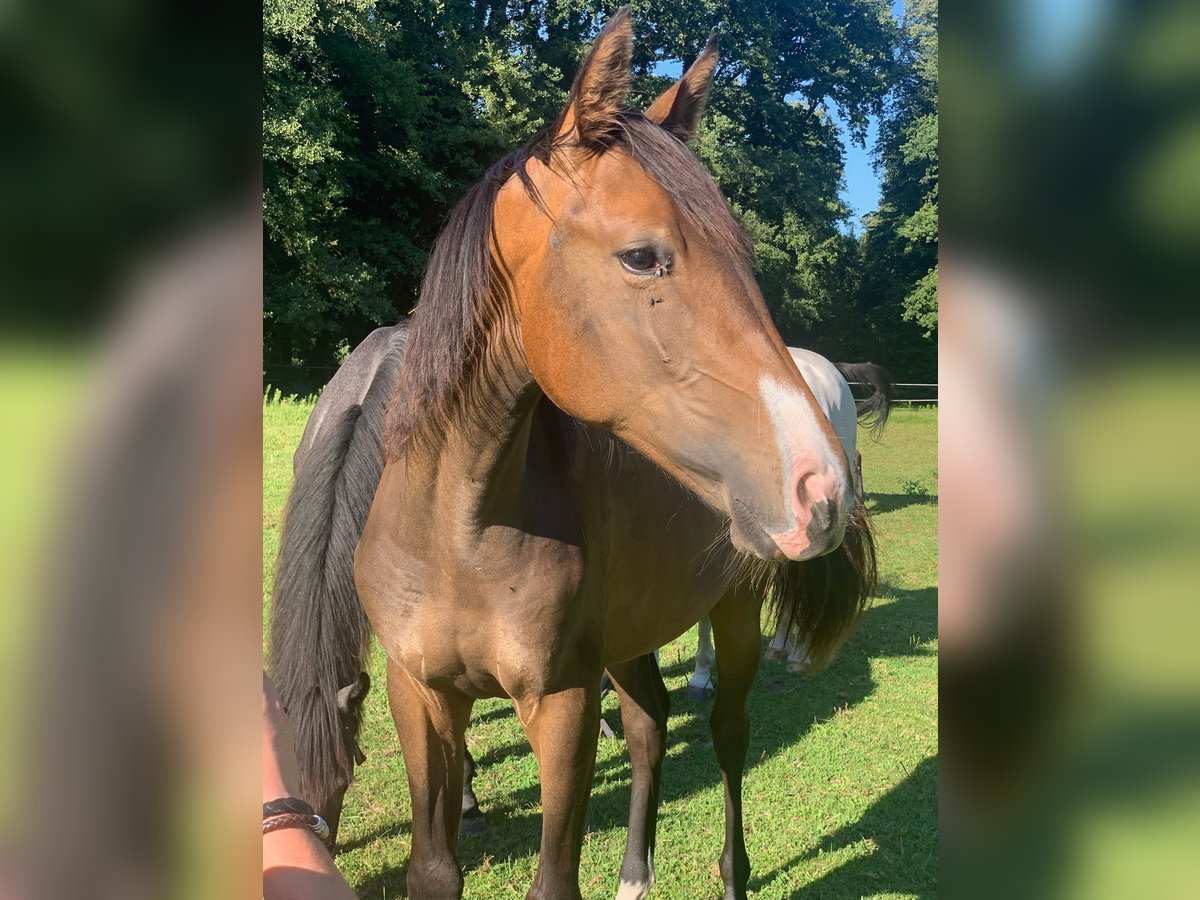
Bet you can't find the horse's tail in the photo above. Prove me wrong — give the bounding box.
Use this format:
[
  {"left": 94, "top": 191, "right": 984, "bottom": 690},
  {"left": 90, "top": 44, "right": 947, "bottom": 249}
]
[
  {"left": 267, "top": 352, "right": 399, "bottom": 810},
  {"left": 834, "top": 362, "right": 895, "bottom": 439},
  {"left": 766, "top": 499, "right": 877, "bottom": 673}
]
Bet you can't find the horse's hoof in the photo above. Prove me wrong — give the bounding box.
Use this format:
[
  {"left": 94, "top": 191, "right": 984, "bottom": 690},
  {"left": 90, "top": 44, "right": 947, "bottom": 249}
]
[
  {"left": 764, "top": 647, "right": 789, "bottom": 662},
  {"left": 459, "top": 814, "right": 487, "bottom": 838},
  {"left": 687, "top": 684, "right": 714, "bottom": 702},
  {"left": 785, "top": 660, "right": 811, "bottom": 675}
]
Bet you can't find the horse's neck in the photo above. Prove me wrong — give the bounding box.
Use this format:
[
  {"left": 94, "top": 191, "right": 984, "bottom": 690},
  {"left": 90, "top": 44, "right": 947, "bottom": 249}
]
[{"left": 403, "top": 369, "right": 547, "bottom": 538}]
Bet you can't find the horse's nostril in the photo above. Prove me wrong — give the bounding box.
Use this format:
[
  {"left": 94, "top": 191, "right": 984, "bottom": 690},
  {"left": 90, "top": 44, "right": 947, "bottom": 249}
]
[{"left": 806, "top": 499, "right": 837, "bottom": 543}]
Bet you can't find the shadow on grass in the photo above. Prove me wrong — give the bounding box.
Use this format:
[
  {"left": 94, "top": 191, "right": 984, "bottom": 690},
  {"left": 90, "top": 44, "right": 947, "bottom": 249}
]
[
  {"left": 468, "top": 704, "right": 517, "bottom": 726},
  {"left": 335, "top": 822, "right": 410, "bottom": 856},
  {"left": 867, "top": 491, "right": 938, "bottom": 515},
  {"left": 351, "top": 583, "right": 936, "bottom": 898},
  {"left": 749, "top": 755, "right": 938, "bottom": 899}
]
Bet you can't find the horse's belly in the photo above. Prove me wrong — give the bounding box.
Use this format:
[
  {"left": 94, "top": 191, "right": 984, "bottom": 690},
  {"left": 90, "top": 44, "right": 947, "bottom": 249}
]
[{"left": 601, "top": 574, "right": 726, "bottom": 664}]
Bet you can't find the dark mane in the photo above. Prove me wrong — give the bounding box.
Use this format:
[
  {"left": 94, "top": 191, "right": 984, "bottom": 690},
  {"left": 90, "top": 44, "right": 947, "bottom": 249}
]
[{"left": 384, "top": 112, "right": 753, "bottom": 459}]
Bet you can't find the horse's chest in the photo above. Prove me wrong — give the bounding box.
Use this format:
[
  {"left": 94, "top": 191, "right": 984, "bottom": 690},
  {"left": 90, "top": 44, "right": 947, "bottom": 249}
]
[{"left": 359, "top": 527, "right": 590, "bottom": 698}]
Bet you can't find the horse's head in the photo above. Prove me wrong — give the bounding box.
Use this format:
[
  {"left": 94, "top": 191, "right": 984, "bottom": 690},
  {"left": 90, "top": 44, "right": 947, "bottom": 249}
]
[{"left": 495, "top": 9, "right": 853, "bottom": 561}]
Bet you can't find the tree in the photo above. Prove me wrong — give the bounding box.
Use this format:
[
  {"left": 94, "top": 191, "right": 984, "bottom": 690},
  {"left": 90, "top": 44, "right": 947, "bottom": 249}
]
[
  {"left": 265, "top": 0, "right": 514, "bottom": 388},
  {"left": 861, "top": 0, "right": 938, "bottom": 359}
]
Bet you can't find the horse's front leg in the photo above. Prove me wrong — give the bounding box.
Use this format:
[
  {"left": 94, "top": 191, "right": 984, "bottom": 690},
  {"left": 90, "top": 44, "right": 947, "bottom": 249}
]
[
  {"left": 515, "top": 682, "right": 602, "bottom": 900},
  {"left": 386, "top": 659, "right": 473, "bottom": 899},
  {"left": 607, "top": 653, "right": 670, "bottom": 899},
  {"left": 708, "top": 589, "right": 763, "bottom": 900}
]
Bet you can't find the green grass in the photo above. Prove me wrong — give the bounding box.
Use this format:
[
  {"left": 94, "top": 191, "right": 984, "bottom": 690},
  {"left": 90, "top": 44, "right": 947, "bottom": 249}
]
[
  {"left": 263, "top": 402, "right": 938, "bottom": 898},
  {"left": 0, "top": 345, "right": 87, "bottom": 826}
]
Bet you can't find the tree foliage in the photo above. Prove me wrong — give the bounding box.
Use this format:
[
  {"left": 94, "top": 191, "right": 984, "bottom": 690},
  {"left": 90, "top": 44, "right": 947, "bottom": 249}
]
[
  {"left": 858, "top": 0, "right": 938, "bottom": 368},
  {"left": 264, "top": 0, "right": 937, "bottom": 392}
]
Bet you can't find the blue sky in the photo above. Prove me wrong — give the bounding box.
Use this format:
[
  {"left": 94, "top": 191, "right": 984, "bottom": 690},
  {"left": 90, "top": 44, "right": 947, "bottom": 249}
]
[
  {"left": 836, "top": 0, "right": 909, "bottom": 233},
  {"left": 829, "top": 105, "right": 881, "bottom": 235},
  {"left": 654, "top": 1, "right": 908, "bottom": 235}
]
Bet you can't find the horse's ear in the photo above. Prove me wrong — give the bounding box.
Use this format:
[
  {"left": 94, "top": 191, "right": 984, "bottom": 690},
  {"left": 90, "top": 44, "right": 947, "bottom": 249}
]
[
  {"left": 335, "top": 672, "right": 370, "bottom": 713},
  {"left": 558, "top": 6, "right": 633, "bottom": 145},
  {"left": 646, "top": 33, "right": 719, "bottom": 141}
]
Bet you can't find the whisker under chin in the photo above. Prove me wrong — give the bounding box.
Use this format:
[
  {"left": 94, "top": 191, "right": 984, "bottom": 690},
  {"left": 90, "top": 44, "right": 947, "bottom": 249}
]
[{"left": 760, "top": 500, "right": 877, "bottom": 673}]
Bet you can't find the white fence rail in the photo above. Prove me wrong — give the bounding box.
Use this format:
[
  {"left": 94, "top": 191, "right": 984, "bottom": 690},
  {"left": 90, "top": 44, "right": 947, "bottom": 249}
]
[{"left": 845, "top": 382, "right": 938, "bottom": 405}]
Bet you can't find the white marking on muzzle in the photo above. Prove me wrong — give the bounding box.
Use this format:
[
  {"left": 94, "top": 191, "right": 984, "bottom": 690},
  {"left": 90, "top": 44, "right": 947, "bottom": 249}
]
[{"left": 758, "top": 375, "right": 847, "bottom": 539}]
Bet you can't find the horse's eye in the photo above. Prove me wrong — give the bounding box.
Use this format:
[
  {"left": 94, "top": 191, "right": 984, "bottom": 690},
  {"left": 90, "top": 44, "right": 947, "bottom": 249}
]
[{"left": 619, "top": 247, "right": 659, "bottom": 275}]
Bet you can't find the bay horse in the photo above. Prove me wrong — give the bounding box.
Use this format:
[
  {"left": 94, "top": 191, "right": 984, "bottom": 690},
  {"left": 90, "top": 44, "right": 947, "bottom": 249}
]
[
  {"left": 273, "top": 319, "right": 886, "bottom": 824},
  {"left": 271, "top": 10, "right": 875, "bottom": 898}
]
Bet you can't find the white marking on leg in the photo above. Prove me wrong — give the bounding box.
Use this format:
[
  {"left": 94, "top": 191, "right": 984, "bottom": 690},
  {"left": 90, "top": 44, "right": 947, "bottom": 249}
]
[
  {"left": 616, "top": 878, "right": 652, "bottom": 899},
  {"left": 786, "top": 638, "right": 812, "bottom": 674},
  {"left": 764, "top": 617, "right": 791, "bottom": 661},
  {"left": 689, "top": 617, "right": 716, "bottom": 692},
  {"left": 616, "top": 849, "right": 654, "bottom": 900},
  {"left": 768, "top": 618, "right": 789, "bottom": 653}
]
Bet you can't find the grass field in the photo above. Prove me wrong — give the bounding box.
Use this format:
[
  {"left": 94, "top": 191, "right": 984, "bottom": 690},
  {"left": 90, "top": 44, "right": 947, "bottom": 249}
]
[{"left": 263, "top": 401, "right": 938, "bottom": 899}]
